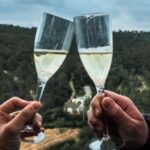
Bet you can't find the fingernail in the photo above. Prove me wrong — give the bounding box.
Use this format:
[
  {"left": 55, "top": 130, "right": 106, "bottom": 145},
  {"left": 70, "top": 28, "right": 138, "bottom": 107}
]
[
  {"left": 101, "top": 93, "right": 105, "bottom": 97},
  {"left": 103, "top": 98, "right": 113, "bottom": 109},
  {"left": 38, "top": 121, "right": 42, "bottom": 127},
  {"left": 95, "top": 109, "right": 100, "bottom": 117},
  {"left": 33, "top": 102, "right": 41, "bottom": 110}
]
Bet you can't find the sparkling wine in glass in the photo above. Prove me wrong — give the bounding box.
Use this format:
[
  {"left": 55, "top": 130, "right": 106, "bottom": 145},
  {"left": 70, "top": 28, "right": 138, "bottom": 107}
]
[
  {"left": 74, "top": 13, "right": 114, "bottom": 149},
  {"left": 21, "top": 12, "right": 74, "bottom": 144}
]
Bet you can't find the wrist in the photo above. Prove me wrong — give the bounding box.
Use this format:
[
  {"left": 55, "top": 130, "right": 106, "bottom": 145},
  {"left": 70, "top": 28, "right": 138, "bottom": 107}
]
[
  {"left": 119, "top": 114, "right": 150, "bottom": 150},
  {"left": 119, "top": 133, "right": 150, "bottom": 150}
]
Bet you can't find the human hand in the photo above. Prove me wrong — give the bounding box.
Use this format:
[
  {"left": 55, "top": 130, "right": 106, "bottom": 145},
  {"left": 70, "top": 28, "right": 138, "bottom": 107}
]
[
  {"left": 87, "top": 90, "right": 149, "bottom": 149},
  {"left": 0, "top": 97, "right": 43, "bottom": 150}
]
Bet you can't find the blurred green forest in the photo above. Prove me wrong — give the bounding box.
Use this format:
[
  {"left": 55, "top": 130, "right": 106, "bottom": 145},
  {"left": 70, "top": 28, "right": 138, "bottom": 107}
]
[
  {"left": 1, "top": 24, "right": 150, "bottom": 149},
  {"left": 0, "top": 24, "right": 150, "bottom": 112}
]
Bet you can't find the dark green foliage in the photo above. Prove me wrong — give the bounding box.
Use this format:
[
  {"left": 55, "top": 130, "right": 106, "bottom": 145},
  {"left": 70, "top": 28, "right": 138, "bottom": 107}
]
[
  {"left": 106, "top": 31, "right": 150, "bottom": 112},
  {"left": 0, "top": 24, "right": 150, "bottom": 149},
  {"left": 0, "top": 24, "right": 150, "bottom": 114},
  {"left": 0, "top": 25, "right": 36, "bottom": 102}
]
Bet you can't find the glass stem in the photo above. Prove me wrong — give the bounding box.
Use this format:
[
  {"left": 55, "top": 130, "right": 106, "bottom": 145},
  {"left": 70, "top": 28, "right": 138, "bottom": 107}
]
[
  {"left": 96, "top": 87, "right": 104, "bottom": 93},
  {"left": 36, "top": 80, "right": 46, "bottom": 102},
  {"left": 26, "top": 80, "right": 46, "bottom": 127},
  {"left": 96, "top": 86, "right": 110, "bottom": 141},
  {"left": 82, "top": 100, "right": 85, "bottom": 122}
]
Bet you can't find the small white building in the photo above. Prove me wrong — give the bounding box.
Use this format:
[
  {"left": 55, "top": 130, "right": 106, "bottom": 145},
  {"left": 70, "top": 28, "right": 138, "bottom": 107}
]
[
  {"left": 64, "top": 101, "right": 80, "bottom": 114},
  {"left": 64, "top": 76, "right": 92, "bottom": 114},
  {"left": 64, "top": 96, "right": 86, "bottom": 114}
]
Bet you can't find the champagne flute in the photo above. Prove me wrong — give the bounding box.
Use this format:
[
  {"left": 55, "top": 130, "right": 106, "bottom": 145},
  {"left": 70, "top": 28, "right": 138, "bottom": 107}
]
[
  {"left": 21, "top": 12, "right": 74, "bottom": 144},
  {"left": 74, "top": 13, "right": 113, "bottom": 149}
]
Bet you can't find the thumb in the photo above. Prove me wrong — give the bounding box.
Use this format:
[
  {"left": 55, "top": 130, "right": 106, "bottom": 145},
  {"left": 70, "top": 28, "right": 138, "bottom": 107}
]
[
  {"left": 102, "top": 97, "right": 132, "bottom": 127},
  {"left": 7, "top": 101, "right": 41, "bottom": 132}
]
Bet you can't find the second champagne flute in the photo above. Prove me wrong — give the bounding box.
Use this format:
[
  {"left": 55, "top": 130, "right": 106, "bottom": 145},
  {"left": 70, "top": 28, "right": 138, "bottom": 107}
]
[
  {"left": 21, "top": 12, "right": 74, "bottom": 144},
  {"left": 74, "top": 13, "right": 114, "bottom": 149}
]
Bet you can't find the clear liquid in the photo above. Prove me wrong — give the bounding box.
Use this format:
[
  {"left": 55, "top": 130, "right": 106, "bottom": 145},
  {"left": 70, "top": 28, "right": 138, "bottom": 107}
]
[
  {"left": 79, "top": 48, "right": 112, "bottom": 88},
  {"left": 34, "top": 49, "right": 68, "bottom": 83}
]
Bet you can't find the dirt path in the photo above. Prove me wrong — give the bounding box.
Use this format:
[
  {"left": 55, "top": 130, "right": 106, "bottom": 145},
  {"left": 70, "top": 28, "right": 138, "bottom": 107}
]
[{"left": 20, "top": 128, "right": 80, "bottom": 150}]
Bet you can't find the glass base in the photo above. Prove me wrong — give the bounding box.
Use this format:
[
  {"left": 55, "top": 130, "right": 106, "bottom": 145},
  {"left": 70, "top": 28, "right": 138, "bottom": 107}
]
[
  {"left": 101, "top": 138, "right": 116, "bottom": 150},
  {"left": 21, "top": 126, "right": 45, "bottom": 144},
  {"left": 89, "top": 138, "right": 116, "bottom": 150}
]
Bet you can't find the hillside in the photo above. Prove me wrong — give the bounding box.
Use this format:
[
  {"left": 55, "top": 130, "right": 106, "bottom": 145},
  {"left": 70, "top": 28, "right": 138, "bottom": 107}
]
[
  {"left": 0, "top": 25, "right": 150, "bottom": 149},
  {"left": 0, "top": 25, "right": 150, "bottom": 111}
]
